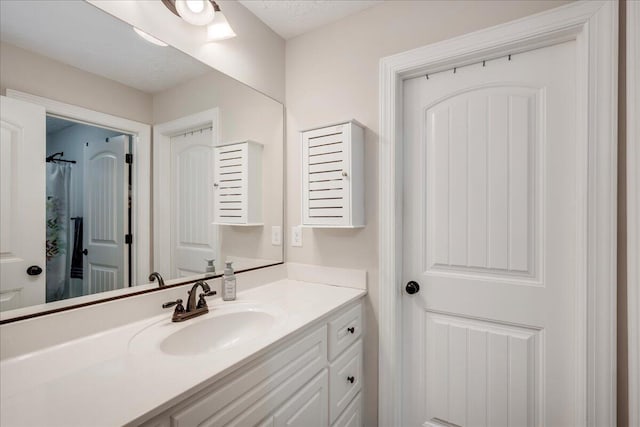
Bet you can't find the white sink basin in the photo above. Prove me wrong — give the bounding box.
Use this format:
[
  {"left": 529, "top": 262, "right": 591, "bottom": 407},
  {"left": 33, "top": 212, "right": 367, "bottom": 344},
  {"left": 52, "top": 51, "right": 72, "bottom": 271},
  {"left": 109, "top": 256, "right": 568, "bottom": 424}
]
[{"left": 129, "top": 302, "right": 285, "bottom": 356}]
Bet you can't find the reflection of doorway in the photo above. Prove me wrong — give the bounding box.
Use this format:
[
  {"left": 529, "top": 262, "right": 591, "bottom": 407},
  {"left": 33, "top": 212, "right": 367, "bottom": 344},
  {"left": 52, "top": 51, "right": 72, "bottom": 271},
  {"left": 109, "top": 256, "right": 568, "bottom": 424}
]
[
  {"left": 45, "top": 117, "right": 132, "bottom": 301},
  {"left": 153, "top": 109, "right": 220, "bottom": 278},
  {"left": 0, "top": 90, "right": 151, "bottom": 312}
]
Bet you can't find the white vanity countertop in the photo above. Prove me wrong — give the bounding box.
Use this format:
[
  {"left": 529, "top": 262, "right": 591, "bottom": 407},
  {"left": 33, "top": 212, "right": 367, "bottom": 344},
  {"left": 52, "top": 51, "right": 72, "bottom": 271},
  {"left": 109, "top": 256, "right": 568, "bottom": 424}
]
[{"left": 0, "top": 280, "right": 365, "bottom": 427}]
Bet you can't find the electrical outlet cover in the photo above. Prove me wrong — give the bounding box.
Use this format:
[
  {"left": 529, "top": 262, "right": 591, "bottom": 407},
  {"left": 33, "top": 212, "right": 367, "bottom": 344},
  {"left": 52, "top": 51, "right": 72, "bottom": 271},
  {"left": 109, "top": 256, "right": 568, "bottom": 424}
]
[
  {"left": 291, "top": 226, "right": 302, "bottom": 247},
  {"left": 271, "top": 226, "right": 282, "bottom": 246}
]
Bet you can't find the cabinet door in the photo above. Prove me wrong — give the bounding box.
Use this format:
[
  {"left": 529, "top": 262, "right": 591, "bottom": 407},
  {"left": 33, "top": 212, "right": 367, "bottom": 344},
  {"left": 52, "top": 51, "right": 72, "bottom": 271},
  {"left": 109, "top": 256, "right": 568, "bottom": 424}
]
[
  {"left": 170, "top": 327, "right": 327, "bottom": 427},
  {"left": 302, "top": 124, "right": 351, "bottom": 226},
  {"left": 331, "top": 392, "right": 362, "bottom": 427},
  {"left": 329, "top": 340, "right": 362, "bottom": 423},
  {"left": 214, "top": 143, "right": 247, "bottom": 224},
  {"left": 274, "top": 370, "right": 329, "bottom": 427}
]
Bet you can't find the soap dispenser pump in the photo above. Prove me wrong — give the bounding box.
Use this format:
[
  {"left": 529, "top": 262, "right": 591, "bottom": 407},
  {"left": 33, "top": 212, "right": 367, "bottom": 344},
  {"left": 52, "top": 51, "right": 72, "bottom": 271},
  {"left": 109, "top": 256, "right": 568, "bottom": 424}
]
[{"left": 222, "top": 261, "right": 236, "bottom": 301}]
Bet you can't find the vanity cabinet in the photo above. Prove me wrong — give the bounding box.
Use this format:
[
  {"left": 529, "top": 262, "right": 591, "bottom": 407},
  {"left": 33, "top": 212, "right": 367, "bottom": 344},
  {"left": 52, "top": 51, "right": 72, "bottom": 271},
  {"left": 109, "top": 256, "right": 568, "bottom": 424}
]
[
  {"left": 301, "top": 121, "right": 365, "bottom": 228},
  {"left": 213, "top": 141, "right": 263, "bottom": 225},
  {"left": 139, "top": 301, "right": 363, "bottom": 427}
]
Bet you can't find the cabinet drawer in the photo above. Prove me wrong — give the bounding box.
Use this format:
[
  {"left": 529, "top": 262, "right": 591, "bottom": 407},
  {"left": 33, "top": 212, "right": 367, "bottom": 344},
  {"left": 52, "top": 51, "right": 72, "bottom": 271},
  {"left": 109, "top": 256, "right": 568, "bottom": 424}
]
[
  {"left": 329, "top": 340, "right": 362, "bottom": 424},
  {"left": 331, "top": 392, "right": 362, "bottom": 427},
  {"left": 273, "top": 370, "right": 328, "bottom": 427},
  {"left": 328, "top": 303, "right": 362, "bottom": 360},
  {"left": 171, "top": 326, "right": 327, "bottom": 427}
]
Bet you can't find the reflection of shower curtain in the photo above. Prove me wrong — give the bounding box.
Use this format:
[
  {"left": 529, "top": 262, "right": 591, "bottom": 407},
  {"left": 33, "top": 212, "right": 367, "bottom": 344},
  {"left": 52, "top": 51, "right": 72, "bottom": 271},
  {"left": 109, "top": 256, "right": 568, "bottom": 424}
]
[{"left": 46, "top": 163, "right": 72, "bottom": 302}]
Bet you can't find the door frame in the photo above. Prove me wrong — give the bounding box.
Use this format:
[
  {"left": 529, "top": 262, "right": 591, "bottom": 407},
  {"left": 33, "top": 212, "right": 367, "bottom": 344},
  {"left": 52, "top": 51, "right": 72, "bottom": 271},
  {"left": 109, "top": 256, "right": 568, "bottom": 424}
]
[
  {"left": 378, "top": 1, "right": 618, "bottom": 426},
  {"left": 627, "top": 1, "right": 640, "bottom": 425},
  {"left": 152, "top": 108, "right": 220, "bottom": 277},
  {"left": 6, "top": 89, "right": 152, "bottom": 288}
]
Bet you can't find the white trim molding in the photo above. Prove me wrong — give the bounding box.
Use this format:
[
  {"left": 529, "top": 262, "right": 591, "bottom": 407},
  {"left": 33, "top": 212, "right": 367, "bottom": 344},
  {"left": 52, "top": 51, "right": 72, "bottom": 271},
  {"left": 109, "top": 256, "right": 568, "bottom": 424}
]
[
  {"left": 378, "top": 2, "right": 618, "bottom": 426},
  {"left": 627, "top": 1, "right": 640, "bottom": 425},
  {"left": 152, "top": 108, "right": 220, "bottom": 277},
  {"left": 5, "top": 89, "right": 152, "bottom": 288}
]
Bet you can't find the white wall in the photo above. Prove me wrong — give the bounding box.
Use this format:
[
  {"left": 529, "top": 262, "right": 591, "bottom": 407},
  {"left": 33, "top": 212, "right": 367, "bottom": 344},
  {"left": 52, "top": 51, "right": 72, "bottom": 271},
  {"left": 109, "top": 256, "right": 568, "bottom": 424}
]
[
  {"left": 0, "top": 42, "right": 153, "bottom": 124},
  {"left": 284, "top": 1, "right": 570, "bottom": 425},
  {"left": 88, "top": 0, "right": 286, "bottom": 103}
]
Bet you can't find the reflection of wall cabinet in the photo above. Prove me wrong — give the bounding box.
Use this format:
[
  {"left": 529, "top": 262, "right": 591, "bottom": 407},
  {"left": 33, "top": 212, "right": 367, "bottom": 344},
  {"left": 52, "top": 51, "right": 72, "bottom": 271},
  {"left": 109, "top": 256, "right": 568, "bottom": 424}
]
[
  {"left": 213, "top": 141, "right": 263, "bottom": 225},
  {"left": 301, "top": 121, "right": 365, "bottom": 228},
  {"left": 140, "top": 301, "right": 364, "bottom": 427}
]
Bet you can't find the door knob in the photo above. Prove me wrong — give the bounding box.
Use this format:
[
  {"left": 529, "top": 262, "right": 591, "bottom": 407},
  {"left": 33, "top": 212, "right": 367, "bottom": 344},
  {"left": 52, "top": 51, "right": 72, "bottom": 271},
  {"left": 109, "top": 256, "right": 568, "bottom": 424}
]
[
  {"left": 82, "top": 249, "right": 88, "bottom": 255},
  {"left": 405, "top": 281, "right": 420, "bottom": 295},
  {"left": 26, "top": 265, "right": 43, "bottom": 276}
]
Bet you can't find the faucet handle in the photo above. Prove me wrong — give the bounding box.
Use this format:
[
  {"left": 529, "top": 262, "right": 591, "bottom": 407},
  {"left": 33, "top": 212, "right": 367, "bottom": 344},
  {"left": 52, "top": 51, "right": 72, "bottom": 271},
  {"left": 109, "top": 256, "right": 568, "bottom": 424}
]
[
  {"left": 197, "top": 290, "right": 217, "bottom": 309},
  {"left": 162, "top": 298, "right": 184, "bottom": 313}
]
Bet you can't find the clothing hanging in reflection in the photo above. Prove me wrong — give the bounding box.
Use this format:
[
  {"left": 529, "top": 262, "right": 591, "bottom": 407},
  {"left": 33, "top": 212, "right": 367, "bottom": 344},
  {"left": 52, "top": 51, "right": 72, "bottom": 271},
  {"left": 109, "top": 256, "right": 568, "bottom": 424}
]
[
  {"left": 70, "top": 217, "right": 83, "bottom": 279},
  {"left": 45, "top": 162, "right": 72, "bottom": 302}
]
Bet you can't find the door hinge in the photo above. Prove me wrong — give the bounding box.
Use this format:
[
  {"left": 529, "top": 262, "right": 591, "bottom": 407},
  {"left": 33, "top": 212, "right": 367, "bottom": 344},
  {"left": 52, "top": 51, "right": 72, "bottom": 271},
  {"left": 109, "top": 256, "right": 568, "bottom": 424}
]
[
  {"left": 125, "top": 234, "right": 133, "bottom": 245},
  {"left": 125, "top": 153, "right": 133, "bottom": 164}
]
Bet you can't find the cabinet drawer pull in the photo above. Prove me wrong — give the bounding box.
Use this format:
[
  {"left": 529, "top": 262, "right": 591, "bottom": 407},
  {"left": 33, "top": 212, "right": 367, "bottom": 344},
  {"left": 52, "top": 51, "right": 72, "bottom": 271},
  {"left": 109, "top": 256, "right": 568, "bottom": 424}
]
[
  {"left": 347, "top": 327, "right": 355, "bottom": 334},
  {"left": 347, "top": 376, "right": 355, "bottom": 384}
]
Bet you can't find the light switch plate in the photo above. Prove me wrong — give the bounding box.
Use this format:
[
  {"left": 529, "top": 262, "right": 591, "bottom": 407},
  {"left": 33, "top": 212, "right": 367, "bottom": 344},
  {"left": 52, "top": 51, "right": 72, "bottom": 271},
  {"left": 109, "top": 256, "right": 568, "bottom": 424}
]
[
  {"left": 271, "top": 226, "right": 282, "bottom": 246},
  {"left": 291, "top": 226, "right": 302, "bottom": 247}
]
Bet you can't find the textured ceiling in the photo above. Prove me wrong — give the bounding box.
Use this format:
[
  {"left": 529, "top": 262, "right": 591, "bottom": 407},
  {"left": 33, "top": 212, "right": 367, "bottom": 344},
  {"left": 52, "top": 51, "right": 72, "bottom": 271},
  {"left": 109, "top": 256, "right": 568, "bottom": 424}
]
[
  {"left": 0, "top": 1, "right": 211, "bottom": 94},
  {"left": 238, "top": 0, "right": 383, "bottom": 39}
]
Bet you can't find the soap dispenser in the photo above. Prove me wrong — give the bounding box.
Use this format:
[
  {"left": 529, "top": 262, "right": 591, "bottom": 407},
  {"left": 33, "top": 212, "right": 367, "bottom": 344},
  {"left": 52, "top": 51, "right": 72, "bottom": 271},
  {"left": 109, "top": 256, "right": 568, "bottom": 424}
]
[
  {"left": 222, "top": 261, "right": 236, "bottom": 301},
  {"left": 205, "top": 258, "right": 216, "bottom": 277}
]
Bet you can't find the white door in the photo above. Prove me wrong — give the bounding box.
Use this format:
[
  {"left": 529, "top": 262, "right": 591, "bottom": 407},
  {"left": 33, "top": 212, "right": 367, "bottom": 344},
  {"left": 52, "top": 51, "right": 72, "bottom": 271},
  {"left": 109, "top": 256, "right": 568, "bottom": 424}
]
[
  {"left": 83, "top": 134, "right": 128, "bottom": 294},
  {"left": 402, "top": 41, "right": 579, "bottom": 426},
  {"left": 0, "top": 96, "right": 46, "bottom": 310},
  {"left": 170, "top": 128, "right": 217, "bottom": 277}
]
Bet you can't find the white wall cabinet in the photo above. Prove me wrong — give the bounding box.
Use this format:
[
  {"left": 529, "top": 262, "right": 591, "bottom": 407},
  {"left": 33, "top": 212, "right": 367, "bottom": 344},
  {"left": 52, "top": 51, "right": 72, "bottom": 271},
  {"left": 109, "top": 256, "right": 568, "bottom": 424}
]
[
  {"left": 213, "top": 140, "right": 263, "bottom": 225},
  {"left": 301, "top": 121, "right": 365, "bottom": 228},
  {"left": 140, "top": 301, "right": 363, "bottom": 427}
]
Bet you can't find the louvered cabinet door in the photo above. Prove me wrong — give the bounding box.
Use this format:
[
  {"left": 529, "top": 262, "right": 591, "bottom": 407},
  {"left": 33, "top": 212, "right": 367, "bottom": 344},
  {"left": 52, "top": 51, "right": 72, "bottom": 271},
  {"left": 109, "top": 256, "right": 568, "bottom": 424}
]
[
  {"left": 213, "top": 141, "right": 263, "bottom": 225},
  {"left": 214, "top": 143, "right": 247, "bottom": 224},
  {"left": 302, "top": 121, "right": 364, "bottom": 228}
]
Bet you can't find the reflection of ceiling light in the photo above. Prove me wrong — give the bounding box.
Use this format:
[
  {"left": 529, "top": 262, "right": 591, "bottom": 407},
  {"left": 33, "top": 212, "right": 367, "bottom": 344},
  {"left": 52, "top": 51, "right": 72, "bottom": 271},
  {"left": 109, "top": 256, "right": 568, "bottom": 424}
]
[
  {"left": 207, "top": 10, "right": 236, "bottom": 41},
  {"left": 133, "top": 27, "right": 168, "bottom": 47}
]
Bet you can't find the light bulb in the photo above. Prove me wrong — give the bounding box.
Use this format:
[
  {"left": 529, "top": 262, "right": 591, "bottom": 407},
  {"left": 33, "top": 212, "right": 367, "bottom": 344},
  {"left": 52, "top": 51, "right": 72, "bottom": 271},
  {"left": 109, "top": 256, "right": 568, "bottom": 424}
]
[
  {"left": 207, "top": 12, "right": 236, "bottom": 41},
  {"left": 175, "top": 0, "right": 215, "bottom": 26},
  {"left": 186, "top": 0, "right": 205, "bottom": 13}
]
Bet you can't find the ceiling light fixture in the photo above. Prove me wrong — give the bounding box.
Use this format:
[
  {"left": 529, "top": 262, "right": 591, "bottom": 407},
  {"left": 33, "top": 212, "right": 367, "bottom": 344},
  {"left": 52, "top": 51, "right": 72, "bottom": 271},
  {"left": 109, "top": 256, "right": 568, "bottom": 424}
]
[
  {"left": 206, "top": 6, "right": 236, "bottom": 41},
  {"left": 133, "top": 27, "right": 168, "bottom": 47},
  {"left": 162, "top": 0, "right": 235, "bottom": 32},
  {"left": 162, "top": 0, "right": 236, "bottom": 41}
]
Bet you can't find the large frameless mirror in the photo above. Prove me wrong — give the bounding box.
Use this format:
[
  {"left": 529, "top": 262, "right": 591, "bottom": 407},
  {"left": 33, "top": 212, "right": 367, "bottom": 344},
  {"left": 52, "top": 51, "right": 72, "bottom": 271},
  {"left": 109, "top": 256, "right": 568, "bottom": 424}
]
[{"left": 0, "top": 0, "right": 284, "bottom": 321}]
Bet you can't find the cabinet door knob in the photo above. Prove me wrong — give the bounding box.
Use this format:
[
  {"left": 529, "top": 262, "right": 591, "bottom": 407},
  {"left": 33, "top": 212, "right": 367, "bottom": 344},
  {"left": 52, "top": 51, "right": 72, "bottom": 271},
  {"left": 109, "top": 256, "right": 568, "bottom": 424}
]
[
  {"left": 347, "top": 327, "right": 355, "bottom": 334},
  {"left": 213, "top": 183, "right": 219, "bottom": 188},
  {"left": 341, "top": 171, "right": 348, "bottom": 177},
  {"left": 347, "top": 376, "right": 355, "bottom": 384}
]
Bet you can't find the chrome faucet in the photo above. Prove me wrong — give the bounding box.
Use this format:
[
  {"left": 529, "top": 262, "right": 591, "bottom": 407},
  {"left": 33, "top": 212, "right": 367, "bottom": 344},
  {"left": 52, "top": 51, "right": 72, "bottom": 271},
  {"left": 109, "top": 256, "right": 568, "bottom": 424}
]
[
  {"left": 162, "top": 281, "right": 216, "bottom": 322},
  {"left": 149, "top": 272, "right": 165, "bottom": 288}
]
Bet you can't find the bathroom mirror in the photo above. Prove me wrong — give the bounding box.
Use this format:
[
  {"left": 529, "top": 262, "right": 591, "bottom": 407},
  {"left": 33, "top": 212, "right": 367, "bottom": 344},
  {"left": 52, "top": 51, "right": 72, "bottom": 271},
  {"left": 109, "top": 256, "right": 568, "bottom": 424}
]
[{"left": 0, "top": 1, "right": 284, "bottom": 320}]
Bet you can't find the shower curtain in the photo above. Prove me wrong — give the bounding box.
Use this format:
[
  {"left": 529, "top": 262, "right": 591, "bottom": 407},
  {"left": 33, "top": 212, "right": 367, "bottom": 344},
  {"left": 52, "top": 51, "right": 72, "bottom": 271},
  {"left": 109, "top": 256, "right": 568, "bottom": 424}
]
[{"left": 46, "top": 163, "right": 72, "bottom": 302}]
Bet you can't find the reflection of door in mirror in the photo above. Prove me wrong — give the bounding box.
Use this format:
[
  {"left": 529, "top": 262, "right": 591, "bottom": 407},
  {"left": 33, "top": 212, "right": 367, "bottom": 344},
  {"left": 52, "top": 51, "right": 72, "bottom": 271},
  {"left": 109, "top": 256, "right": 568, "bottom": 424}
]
[
  {"left": 154, "top": 109, "right": 220, "bottom": 279},
  {"left": 46, "top": 118, "right": 132, "bottom": 303},
  {"left": 83, "top": 134, "right": 131, "bottom": 296},
  {"left": 171, "top": 128, "right": 218, "bottom": 278},
  {"left": 0, "top": 96, "right": 46, "bottom": 311}
]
